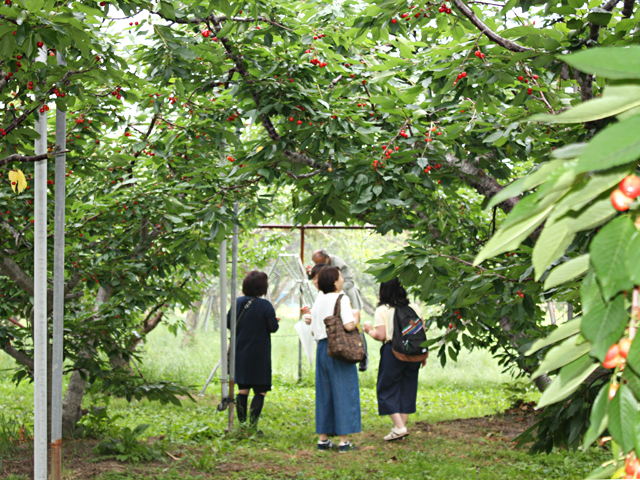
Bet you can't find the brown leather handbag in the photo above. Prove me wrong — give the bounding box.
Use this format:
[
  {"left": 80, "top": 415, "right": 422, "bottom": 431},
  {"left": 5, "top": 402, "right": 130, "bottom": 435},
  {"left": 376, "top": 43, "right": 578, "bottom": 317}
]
[{"left": 324, "top": 294, "right": 365, "bottom": 364}]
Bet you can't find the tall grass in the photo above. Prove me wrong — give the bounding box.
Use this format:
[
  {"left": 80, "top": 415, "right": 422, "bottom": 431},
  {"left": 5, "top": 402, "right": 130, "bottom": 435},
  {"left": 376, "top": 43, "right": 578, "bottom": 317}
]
[{"left": 137, "top": 304, "right": 520, "bottom": 392}]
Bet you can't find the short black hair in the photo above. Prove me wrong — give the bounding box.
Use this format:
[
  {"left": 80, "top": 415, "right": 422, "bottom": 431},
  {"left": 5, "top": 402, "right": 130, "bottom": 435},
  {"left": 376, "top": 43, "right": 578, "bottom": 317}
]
[
  {"left": 317, "top": 266, "right": 340, "bottom": 294},
  {"left": 309, "top": 263, "right": 326, "bottom": 280},
  {"left": 242, "top": 271, "right": 268, "bottom": 297},
  {"left": 378, "top": 277, "right": 409, "bottom": 307}
]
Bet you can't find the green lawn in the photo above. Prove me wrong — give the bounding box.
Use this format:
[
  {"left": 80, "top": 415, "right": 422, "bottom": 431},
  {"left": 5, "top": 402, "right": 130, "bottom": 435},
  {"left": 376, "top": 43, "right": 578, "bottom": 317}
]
[{"left": 0, "top": 315, "right": 610, "bottom": 479}]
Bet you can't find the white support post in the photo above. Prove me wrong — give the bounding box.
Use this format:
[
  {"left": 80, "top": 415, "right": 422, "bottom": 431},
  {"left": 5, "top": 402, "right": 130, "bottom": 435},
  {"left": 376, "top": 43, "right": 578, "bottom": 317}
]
[
  {"left": 219, "top": 240, "right": 228, "bottom": 402},
  {"left": 228, "top": 203, "right": 239, "bottom": 430},
  {"left": 51, "top": 50, "right": 67, "bottom": 480},
  {"left": 33, "top": 48, "right": 48, "bottom": 480}
]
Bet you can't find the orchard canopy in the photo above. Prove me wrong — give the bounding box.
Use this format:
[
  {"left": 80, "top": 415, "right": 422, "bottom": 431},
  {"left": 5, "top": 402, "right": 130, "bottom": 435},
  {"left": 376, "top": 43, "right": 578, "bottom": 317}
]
[{"left": 1, "top": 0, "right": 640, "bottom": 474}]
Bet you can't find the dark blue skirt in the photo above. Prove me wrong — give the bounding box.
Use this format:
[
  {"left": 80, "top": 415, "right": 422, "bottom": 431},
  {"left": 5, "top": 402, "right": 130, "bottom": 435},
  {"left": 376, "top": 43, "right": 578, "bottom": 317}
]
[
  {"left": 315, "top": 339, "right": 361, "bottom": 435},
  {"left": 377, "top": 342, "right": 420, "bottom": 415}
]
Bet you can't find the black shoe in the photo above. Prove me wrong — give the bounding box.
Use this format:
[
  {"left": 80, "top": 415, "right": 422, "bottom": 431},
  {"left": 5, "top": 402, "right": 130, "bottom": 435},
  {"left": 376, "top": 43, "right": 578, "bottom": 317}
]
[
  {"left": 338, "top": 441, "right": 356, "bottom": 453},
  {"left": 317, "top": 440, "right": 337, "bottom": 451}
]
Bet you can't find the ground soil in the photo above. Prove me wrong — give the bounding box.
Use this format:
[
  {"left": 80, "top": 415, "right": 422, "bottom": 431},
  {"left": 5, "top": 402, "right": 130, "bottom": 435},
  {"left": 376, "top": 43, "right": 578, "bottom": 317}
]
[{"left": 1, "top": 402, "right": 539, "bottom": 479}]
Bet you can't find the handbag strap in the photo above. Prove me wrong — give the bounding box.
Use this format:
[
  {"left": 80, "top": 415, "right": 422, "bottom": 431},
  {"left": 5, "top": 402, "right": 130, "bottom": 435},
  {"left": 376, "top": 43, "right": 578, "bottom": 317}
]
[
  {"left": 236, "top": 298, "right": 255, "bottom": 326},
  {"left": 332, "top": 294, "right": 344, "bottom": 317}
]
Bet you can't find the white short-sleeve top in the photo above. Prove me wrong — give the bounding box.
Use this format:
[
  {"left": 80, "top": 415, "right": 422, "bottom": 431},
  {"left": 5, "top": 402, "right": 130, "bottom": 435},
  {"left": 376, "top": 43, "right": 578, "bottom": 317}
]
[{"left": 311, "top": 292, "right": 355, "bottom": 342}]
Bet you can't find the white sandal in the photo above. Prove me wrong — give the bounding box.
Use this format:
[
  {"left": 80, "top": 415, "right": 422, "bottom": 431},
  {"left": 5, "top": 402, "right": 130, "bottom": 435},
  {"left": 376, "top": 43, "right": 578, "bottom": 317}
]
[{"left": 384, "top": 426, "right": 409, "bottom": 441}]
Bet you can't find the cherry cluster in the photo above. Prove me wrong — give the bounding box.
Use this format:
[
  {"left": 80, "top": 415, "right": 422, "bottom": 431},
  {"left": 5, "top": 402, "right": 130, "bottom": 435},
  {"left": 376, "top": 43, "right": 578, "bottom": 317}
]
[
  {"left": 372, "top": 159, "right": 384, "bottom": 171},
  {"left": 128, "top": 21, "right": 139, "bottom": 26},
  {"left": 110, "top": 85, "right": 122, "bottom": 99},
  {"left": 604, "top": 337, "right": 632, "bottom": 400},
  {"left": 611, "top": 175, "right": 640, "bottom": 211},
  {"left": 625, "top": 453, "right": 640, "bottom": 479},
  {"left": 423, "top": 163, "right": 441, "bottom": 173},
  {"left": 438, "top": 3, "right": 452, "bottom": 13},
  {"left": 453, "top": 71, "right": 467, "bottom": 85},
  {"left": 38, "top": 104, "right": 50, "bottom": 114},
  {"left": 52, "top": 87, "right": 65, "bottom": 98},
  {"left": 474, "top": 50, "right": 485, "bottom": 60}
]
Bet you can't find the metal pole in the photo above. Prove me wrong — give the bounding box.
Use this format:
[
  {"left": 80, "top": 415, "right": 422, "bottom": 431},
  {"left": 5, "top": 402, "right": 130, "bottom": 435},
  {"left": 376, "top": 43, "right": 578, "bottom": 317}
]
[
  {"left": 51, "top": 50, "right": 66, "bottom": 480},
  {"left": 199, "top": 359, "right": 221, "bottom": 396},
  {"left": 298, "top": 282, "right": 303, "bottom": 383},
  {"left": 201, "top": 294, "right": 214, "bottom": 333},
  {"left": 229, "top": 202, "right": 239, "bottom": 430},
  {"left": 219, "top": 240, "right": 228, "bottom": 402},
  {"left": 33, "top": 48, "right": 48, "bottom": 480},
  {"left": 299, "top": 226, "right": 304, "bottom": 383},
  {"left": 547, "top": 301, "right": 556, "bottom": 325}
]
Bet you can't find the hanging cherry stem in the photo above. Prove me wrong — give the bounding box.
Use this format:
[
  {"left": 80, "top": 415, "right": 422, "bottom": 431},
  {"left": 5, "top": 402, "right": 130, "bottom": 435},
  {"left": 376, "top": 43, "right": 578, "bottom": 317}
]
[{"left": 631, "top": 286, "right": 639, "bottom": 340}]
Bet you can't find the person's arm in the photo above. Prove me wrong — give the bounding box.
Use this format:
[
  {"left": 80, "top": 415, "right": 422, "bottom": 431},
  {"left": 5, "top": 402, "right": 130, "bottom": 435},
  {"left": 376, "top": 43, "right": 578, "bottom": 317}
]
[
  {"left": 265, "top": 301, "right": 279, "bottom": 333},
  {"left": 339, "top": 295, "right": 358, "bottom": 332},
  {"left": 338, "top": 261, "right": 356, "bottom": 292},
  {"left": 365, "top": 307, "right": 387, "bottom": 342}
]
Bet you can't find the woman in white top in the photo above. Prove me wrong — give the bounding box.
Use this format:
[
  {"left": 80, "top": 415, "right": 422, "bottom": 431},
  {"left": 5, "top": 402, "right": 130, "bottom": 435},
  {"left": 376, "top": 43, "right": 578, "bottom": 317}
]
[
  {"left": 364, "top": 277, "right": 426, "bottom": 441},
  {"left": 310, "top": 266, "right": 361, "bottom": 453}
]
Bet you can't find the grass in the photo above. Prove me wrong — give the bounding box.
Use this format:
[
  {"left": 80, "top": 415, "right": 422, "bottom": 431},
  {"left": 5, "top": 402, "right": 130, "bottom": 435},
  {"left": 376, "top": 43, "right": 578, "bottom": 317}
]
[{"left": 0, "top": 307, "right": 610, "bottom": 479}]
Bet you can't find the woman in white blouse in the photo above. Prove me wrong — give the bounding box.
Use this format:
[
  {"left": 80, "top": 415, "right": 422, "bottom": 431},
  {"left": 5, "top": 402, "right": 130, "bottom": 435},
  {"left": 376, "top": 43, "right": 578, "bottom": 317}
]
[{"left": 310, "top": 266, "right": 361, "bottom": 453}]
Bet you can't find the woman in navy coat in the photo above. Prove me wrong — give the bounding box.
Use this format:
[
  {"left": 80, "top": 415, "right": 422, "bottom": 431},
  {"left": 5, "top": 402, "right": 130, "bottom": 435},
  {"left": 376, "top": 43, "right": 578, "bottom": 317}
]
[{"left": 227, "top": 271, "right": 279, "bottom": 427}]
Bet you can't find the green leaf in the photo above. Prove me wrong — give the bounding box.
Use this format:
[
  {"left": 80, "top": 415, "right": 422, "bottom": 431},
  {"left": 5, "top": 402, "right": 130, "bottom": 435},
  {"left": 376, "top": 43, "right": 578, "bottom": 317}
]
[
  {"left": 487, "top": 162, "right": 563, "bottom": 209},
  {"left": 549, "top": 167, "right": 629, "bottom": 220},
  {"left": 582, "top": 293, "right": 627, "bottom": 362},
  {"left": 582, "top": 383, "right": 609, "bottom": 449},
  {"left": 562, "top": 46, "right": 640, "bottom": 79},
  {"left": 532, "top": 217, "right": 575, "bottom": 280},
  {"left": 159, "top": 1, "right": 175, "bottom": 19},
  {"left": 543, "top": 255, "right": 590, "bottom": 290},
  {"left": 626, "top": 234, "right": 640, "bottom": 285},
  {"left": 586, "top": 9, "right": 612, "bottom": 26},
  {"left": 537, "top": 354, "right": 599, "bottom": 408},
  {"left": 585, "top": 463, "right": 620, "bottom": 479},
  {"left": 531, "top": 334, "right": 591, "bottom": 378},
  {"left": 528, "top": 85, "right": 640, "bottom": 123},
  {"left": 608, "top": 383, "right": 640, "bottom": 453},
  {"left": 590, "top": 216, "right": 635, "bottom": 301},
  {"left": 474, "top": 205, "right": 553, "bottom": 265},
  {"left": 526, "top": 317, "right": 582, "bottom": 355},
  {"left": 625, "top": 336, "right": 640, "bottom": 375},
  {"left": 576, "top": 115, "right": 640, "bottom": 173}
]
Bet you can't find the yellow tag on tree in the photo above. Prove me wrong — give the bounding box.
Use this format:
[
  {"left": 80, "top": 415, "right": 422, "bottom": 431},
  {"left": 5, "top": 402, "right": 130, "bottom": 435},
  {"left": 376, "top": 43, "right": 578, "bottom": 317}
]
[{"left": 8, "top": 169, "right": 27, "bottom": 193}]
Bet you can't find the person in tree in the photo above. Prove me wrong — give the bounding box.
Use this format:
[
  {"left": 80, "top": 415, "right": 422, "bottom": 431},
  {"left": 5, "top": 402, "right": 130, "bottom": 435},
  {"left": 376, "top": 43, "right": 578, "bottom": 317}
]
[
  {"left": 311, "top": 250, "right": 361, "bottom": 312},
  {"left": 311, "top": 250, "right": 369, "bottom": 371},
  {"left": 227, "top": 271, "right": 279, "bottom": 429},
  {"left": 311, "top": 266, "right": 361, "bottom": 453},
  {"left": 364, "top": 277, "right": 426, "bottom": 441}
]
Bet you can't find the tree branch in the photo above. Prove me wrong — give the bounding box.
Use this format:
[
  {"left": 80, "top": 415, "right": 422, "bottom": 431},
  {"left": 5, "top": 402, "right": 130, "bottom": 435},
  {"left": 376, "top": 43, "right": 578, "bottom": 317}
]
[
  {"left": 451, "top": 0, "right": 532, "bottom": 52},
  {"left": 444, "top": 153, "right": 518, "bottom": 213},
  {"left": 622, "top": 0, "right": 635, "bottom": 16},
  {"left": 2, "top": 344, "right": 34, "bottom": 370}
]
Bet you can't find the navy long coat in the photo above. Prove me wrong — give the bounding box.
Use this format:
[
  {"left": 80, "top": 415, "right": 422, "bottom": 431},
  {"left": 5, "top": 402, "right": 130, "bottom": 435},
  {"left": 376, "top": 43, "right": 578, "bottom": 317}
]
[{"left": 227, "top": 296, "right": 279, "bottom": 386}]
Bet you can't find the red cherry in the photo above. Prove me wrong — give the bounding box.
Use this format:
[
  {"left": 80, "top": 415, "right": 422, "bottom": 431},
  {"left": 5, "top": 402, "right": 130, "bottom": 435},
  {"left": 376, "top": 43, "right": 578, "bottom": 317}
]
[
  {"left": 37, "top": 41, "right": 44, "bottom": 48},
  {"left": 619, "top": 338, "right": 632, "bottom": 359},
  {"left": 533, "top": 74, "right": 539, "bottom": 80},
  {"left": 611, "top": 188, "right": 633, "bottom": 211},
  {"left": 392, "top": 18, "right": 397, "bottom": 23},
  {"left": 289, "top": 116, "right": 294, "bottom": 122},
  {"left": 297, "top": 120, "right": 302, "bottom": 125},
  {"left": 603, "top": 343, "right": 622, "bottom": 369},
  {"left": 518, "top": 76, "right": 523, "bottom": 81},
  {"left": 620, "top": 175, "right": 640, "bottom": 199}
]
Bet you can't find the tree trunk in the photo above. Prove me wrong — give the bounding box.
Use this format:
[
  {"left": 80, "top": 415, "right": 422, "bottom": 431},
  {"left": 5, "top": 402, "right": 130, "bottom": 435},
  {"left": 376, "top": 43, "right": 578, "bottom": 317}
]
[
  {"left": 60, "top": 285, "right": 112, "bottom": 436},
  {"left": 499, "top": 315, "right": 552, "bottom": 393},
  {"left": 181, "top": 301, "right": 202, "bottom": 347}
]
